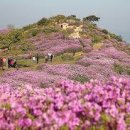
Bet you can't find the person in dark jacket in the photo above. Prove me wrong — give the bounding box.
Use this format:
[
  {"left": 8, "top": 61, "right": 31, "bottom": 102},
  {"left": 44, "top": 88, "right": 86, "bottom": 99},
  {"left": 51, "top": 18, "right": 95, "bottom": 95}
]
[
  {"left": 45, "top": 55, "right": 49, "bottom": 63},
  {"left": 50, "top": 54, "right": 54, "bottom": 62},
  {"left": 0, "top": 58, "right": 4, "bottom": 70},
  {"left": 36, "top": 53, "right": 39, "bottom": 64}
]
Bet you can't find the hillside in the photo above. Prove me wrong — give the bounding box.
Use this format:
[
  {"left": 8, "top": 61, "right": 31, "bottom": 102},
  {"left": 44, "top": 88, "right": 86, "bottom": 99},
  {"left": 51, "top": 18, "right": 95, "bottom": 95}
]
[
  {"left": 0, "top": 15, "right": 130, "bottom": 85},
  {"left": 0, "top": 15, "right": 130, "bottom": 129}
]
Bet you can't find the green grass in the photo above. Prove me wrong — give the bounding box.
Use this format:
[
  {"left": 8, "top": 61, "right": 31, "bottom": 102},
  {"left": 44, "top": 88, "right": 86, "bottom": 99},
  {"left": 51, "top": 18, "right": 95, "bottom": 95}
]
[
  {"left": 51, "top": 52, "right": 83, "bottom": 65},
  {"left": 113, "top": 64, "right": 124, "bottom": 74},
  {"left": 14, "top": 52, "right": 83, "bottom": 70},
  {"left": 113, "top": 63, "right": 130, "bottom": 75},
  {"left": 71, "top": 74, "right": 89, "bottom": 84},
  {"left": 16, "top": 58, "right": 45, "bottom": 70}
]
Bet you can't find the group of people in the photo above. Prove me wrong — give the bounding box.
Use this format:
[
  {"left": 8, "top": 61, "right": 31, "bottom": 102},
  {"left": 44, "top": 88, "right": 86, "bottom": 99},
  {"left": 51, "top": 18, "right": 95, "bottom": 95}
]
[
  {"left": 32, "top": 54, "right": 39, "bottom": 64},
  {"left": 31, "top": 53, "right": 54, "bottom": 63},
  {"left": 0, "top": 57, "right": 17, "bottom": 70},
  {"left": 45, "top": 53, "right": 54, "bottom": 63},
  {"left": 0, "top": 53, "right": 54, "bottom": 70}
]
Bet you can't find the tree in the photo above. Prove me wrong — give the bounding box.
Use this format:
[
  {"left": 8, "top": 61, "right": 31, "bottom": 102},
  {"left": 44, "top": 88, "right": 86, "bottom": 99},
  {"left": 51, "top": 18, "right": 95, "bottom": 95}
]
[
  {"left": 67, "top": 15, "right": 77, "bottom": 19},
  {"left": 67, "top": 15, "right": 81, "bottom": 22},
  {"left": 83, "top": 15, "right": 100, "bottom": 22},
  {"left": 37, "top": 17, "right": 50, "bottom": 26},
  {"left": 49, "top": 15, "right": 66, "bottom": 23},
  {"left": 1, "top": 29, "right": 22, "bottom": 50}
]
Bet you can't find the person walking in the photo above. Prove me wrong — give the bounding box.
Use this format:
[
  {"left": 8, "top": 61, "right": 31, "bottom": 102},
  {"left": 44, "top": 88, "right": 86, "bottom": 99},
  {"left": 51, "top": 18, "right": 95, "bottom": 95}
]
[
  {"left": 0, "top": 58, "right": 4, "bottom": 70},
  {"left": 32, "top": 56, "right": 36, "bottom": 61},
  {"left": 45, "top": 55, "right": 48, "bottom": 63},
  {"left": 8, "top": 58, "right": 17, "bottom": 68},
  {"left": 50, "top": 54, "right": 54, "bottom": 62},
  {"left": 36, "top": 53, "right": 39, "bottom": 64},
  {"left": 48, "top": 53, "right": 51, "bottom": 61}
]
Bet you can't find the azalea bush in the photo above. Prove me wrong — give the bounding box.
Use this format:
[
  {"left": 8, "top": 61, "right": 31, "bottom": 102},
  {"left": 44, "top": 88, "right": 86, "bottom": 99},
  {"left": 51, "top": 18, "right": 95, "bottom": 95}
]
[
  {"left": 30, "top": 33, "right": 82, "bottom": 56},
  {"left": 0, "top": 77, "right": 130, "bottom": 130}
]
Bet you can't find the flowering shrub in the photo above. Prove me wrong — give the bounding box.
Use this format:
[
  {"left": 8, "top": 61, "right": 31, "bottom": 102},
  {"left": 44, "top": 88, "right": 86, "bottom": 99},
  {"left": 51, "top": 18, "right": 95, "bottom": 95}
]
[
  {"left": 29, "top": 33, "right": 92, "bottom": 56},
  {"left": 102, "top": 47, "right": 130, "bottom": 60},
  {"left": 1, "top": 70, "right": 67, "bottom": 88},
  {"left": 0, "top": 77, "right": 130, "bottom": 129},
  {"left": 83, "top": 46, "right": 92, "bottom": 53},
  {"left": 76, "top": 47, "right": 130, "bottom": 81},
  {"left": 38, "top": 64, "right": 90, "bottom": 81},
  {"left": 1, "top": 61, "right": 129, "bottom": 88}
]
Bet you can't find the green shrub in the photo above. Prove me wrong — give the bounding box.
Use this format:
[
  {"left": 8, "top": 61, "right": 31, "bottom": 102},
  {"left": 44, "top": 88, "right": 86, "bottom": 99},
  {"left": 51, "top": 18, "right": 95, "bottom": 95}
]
[
  {"left": 126, "top": 69, "right": 130, "bottom": 75},
  {"left": 110, "top": 33, "right": 123, "bottom": 42},
  {"left": 37, "top": 17, "right": 50, "bottom": 26},
  {"left": 114, "top": 64, "right": 130, "bottom": 75},
  {"left": 102, "top": 29, "right": 108, "bottom": 34},
  {"left": 19, "top": 41, "right": 34, "bottom": 52},
  {"left": 92, "top": 35, "right": 103, "bottom": 43},
  {"left": 31, "top": 29, "right": 39, "bottom": 37},
  {"left": 61, "top": 54, "right": 74, "bottom": 61},
  {"left": 40, "top": 83, "right": 48, "bottom": 88},
  {"left": 43, "top": 27, "right": 58, "bottom": 34},
  {"left": 71, "top": 75, "right": 89, "bottom": 84},
  {"left": 66, "top": 28, "right": 74, "bottom": 34},
  {"left": 23, "top": 24, "right": 34, "bottom": 31},
  {"left": 88, "top": 24, "right": 96, "bottom": 30},
  {"left": 49, "top": 15, "right": 66, "bottom": 23},
  {"left": 61, "top": 30, "right": 70, "bottom": 38},
  {"left": 113, "top": 64, "right": 124, "bottom": 74}
]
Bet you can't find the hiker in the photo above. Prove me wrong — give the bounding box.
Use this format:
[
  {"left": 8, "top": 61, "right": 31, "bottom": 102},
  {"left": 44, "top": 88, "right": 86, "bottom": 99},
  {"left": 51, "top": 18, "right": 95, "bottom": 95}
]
[
  {"left": 8, "top": 58, "right": 17, "bottom": 68},
  {"left": 0, "top": 58, "right": 4, "bottom": 70},
  {"left": 2, "top": 58, "right": 6, "bottom": 63},
  {"left": 47, "top": 53, "right": 54, "bottom": 62},
  {"left": 45, "top": 55, "right": 48, "bottom": 63},
  {"left": 32, "top": 56, "right": 36, "bottom": 61},
  {"left": 36, "top": 53, "right": 39, "bottom": 64},
  {"left": 50, "top": 54, "right": 54, "bottom": 62},
  {"left": 13, "top": 59, "right": 17, "bottom": 68},
  {"left": 8, "top": 58, "right": 12, "bottom": 68},
  {"left": 48, "top": 53, "right": 51, "bottom": 61}
]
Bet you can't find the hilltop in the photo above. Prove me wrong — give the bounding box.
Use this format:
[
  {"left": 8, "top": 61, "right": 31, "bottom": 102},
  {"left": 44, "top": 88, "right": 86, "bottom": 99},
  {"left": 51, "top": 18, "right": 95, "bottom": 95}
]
[{"left": 0, "top": 15, "right": 127, "bottom": 56}]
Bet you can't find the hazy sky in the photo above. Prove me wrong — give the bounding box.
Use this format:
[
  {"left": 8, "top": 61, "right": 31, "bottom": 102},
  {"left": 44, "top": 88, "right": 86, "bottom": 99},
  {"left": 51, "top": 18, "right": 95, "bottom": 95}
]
[{"left": 0, "top": 0, "right": 130, "bottom": 42}]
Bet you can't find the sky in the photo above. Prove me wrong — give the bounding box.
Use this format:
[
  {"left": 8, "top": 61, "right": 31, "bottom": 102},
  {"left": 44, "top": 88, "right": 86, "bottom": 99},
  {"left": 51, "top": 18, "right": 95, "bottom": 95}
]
[{"left": 0, "top": 0, "right": 130, "bottom": 42}]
